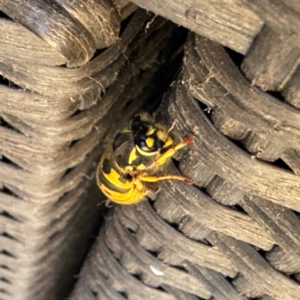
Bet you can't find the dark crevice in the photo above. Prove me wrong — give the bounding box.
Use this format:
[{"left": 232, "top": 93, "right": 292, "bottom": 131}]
[
  {"left": 293, "top": 211, "right": 300, "bottom": 220},
  {"left": 0, "top": 250, "right": 16, "bottom": 258},
  {"left": 154, "top": 285, "right": 166, "bottom": 292},
  {"left": 290, "top": 273, "right": 300, "bottom": 285},
  {"left": 120, "top": 11, "right": 136, "bottom": 35},
  {"left": 202, "top": 238, "right": 212, "bottom": 247},
  {"left": 225, "top": 47, "right": 244, "bottom": 67},
  {"left": 0, "top": 118, "right": 21, "bottom": 134},
  {"left": 90, "top": 289, "right": 98, "bottom": 297},
  {"left": 0, "top": 265, "right": 10, "bottom": 271},
  {"left": 62, "top": 167, "right": 75, "bottom": 178},
  {"left": 131, "top": 273, "right": 143, "bottom": 282},
  {"left": 146, "top": 249, "right": 161, "bottom": 258},
  {"left": 201, "top": 113, "right": 295, "bottom": 173},
  {"left": 0, "top": 11, "right": 13, "bottom": 20},
  {"left": 229, "top": 138, "right": 253, "bottom": 156},
  {"left": 232, "top": 204, "right": 247, "bottom": 214},
  {"left": 0, "top": 186, "right": 22, "bottom": 200},
  {"left": 1, "top": 156, "right": 22, "bottom": 170},
  {"left": 255, "top": 247, "right": 268, "bottom": 260},
  {"left": 172, "top": 158, "right": 180, "bottom": 169},
  {"left": 112, "top": 251, "right": 122, "bottom": 262},
  {"left": 89, "top": 12, "right": 134, "bottom": 62},
  {"left": 138, "top": 27, "right": 188, "bottom": 114},
  {"left": 196, "top": 99, "right": 208, "bottom": 111},
  {"left": 90, "top": 48, "right": 106, "bottom": 61},
  {"left": 268, "top": 90, "right": 285, "bottom": 102},
  {"left": 1, "top": 232, "right": 19, "bottom": 241},
  {"left": 272, "top": 158, "right": 294, "bottom": 173},
  {"left": 196, "top": 98, "right": 214, "bottom": 116},
  {"left": 0, "top": 288, "right": 8, "bottom": 295},
  {"left": 69, "top": 108, "right": 83, "bottom": 118},
  {"left": 194, "top": 93, "right": 297, "bottom": 175},
  {"left": 47, "top": 230, "right": 61, "bottom": 244},
  {"left": 0, "top": 277, "right": 10, "bottom": 284},
  {"left": 0, "top": 75, "right": 22, "bottom": 90},
  {"left": 168, "top": 222, "right": 180, "bottom": 231},
  {"left": 69, "top": 139, "right": 80, "bottom": 147},
  {"left": 123, "top": 98, "right": 135, "bottom": 110},
  {"left": 171, "top": 264, "right": 187, "bottom": 273},
  {"left": 192, "top": 183, "right": 222, "bottom": 202},
  {"left": 226, "top": 276, "right": 262, "bottom": 300},
  {"left": 118, "top": 291, "right": 129, "bottom": 299},
  {"left": 0, "top": 211, "right": 20, "bottom": 222},
  {"left": 0, "top": 75, "right": 12, "bottom": 87},
  {"left": 127, "top": 226, "right": 137, "bottom": 234}
]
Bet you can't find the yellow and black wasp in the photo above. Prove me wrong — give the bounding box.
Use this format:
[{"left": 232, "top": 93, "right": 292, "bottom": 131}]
[{"left": 96, "top": 112, "right": 194, "bottom": 205}]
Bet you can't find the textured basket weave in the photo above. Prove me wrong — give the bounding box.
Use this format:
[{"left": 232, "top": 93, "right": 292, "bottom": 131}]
[
  {"left": 69, "top": 2, "right": 300, "bottom": 300},
  {"left": 0, "top": 1, "right": 184, "bottom": 298}
]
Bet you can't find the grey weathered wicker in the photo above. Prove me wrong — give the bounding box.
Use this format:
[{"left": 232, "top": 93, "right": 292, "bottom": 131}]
[
  {"left": 0, "top": 1, "right": 180, "bottom": 299},
  {"left": 69, "top": 2, "right": 300, "bottom": 300},
  {"left": 2, "top": 1, "right": 300, "bottom": 300}
]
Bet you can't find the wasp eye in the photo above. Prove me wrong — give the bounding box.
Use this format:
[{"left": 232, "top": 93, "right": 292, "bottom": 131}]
[{"left": 138, "top": 139, "right": 146, "bottom": 149}]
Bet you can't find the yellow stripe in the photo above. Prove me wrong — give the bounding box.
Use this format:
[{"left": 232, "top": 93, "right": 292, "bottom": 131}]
[
  {"left": 164, "top": 137, "right": 173, "bottom": 147},
  {"left": 157, "top": 130, "right": 167, "bottom": 141},
  {"left": 136, "top": 145, "right": 157, "bottom": 156},
  {"left": 146, "top": 137, "right": 155, "bottom": 148},
  {"left": 129, "top": 147, "right": 138, "bottom": 164},
  {"left": 146, "top": 126, "right": 155, "bottom": 135},
  {"left": 100, "top": 184, "right": 146, "bottom": 205},
  {"left": 102, "top": 168, "right": 132, "bottom": 189},
  {"left": 136, "top": 163, "right": 146, "bottom": 170}
]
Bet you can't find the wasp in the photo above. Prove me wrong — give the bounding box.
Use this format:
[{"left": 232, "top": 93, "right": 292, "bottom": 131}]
[{"left": 96, "top": 113, "right": 194, "bottom": 205}]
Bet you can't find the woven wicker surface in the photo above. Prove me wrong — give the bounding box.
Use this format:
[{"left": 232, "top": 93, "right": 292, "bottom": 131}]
[
  {"left": 1, "top": 1, "right": 300, "bottom": 300},
  {"left": 69, "top": 3, "right": 300, "bottom": 300},
  {"left": 0, "top": 2, "right": 181, "bottom": 298},
  {"left": 0, "top": 0, "right": 136, "bottom": 67},
  {"left": 70, "top": 76, "right": 300, "bottom": 300},
  {"left": 131, "top": 0, "right": 300, "bottom": 109}
]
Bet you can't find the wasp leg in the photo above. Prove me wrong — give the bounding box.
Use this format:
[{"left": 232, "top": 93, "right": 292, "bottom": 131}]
[
  {"left": 139, "top": 173, "right": 193, "bottom": 184},
  {"left": 155, "top": 134, "right": 194, "bottom": 166}
]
